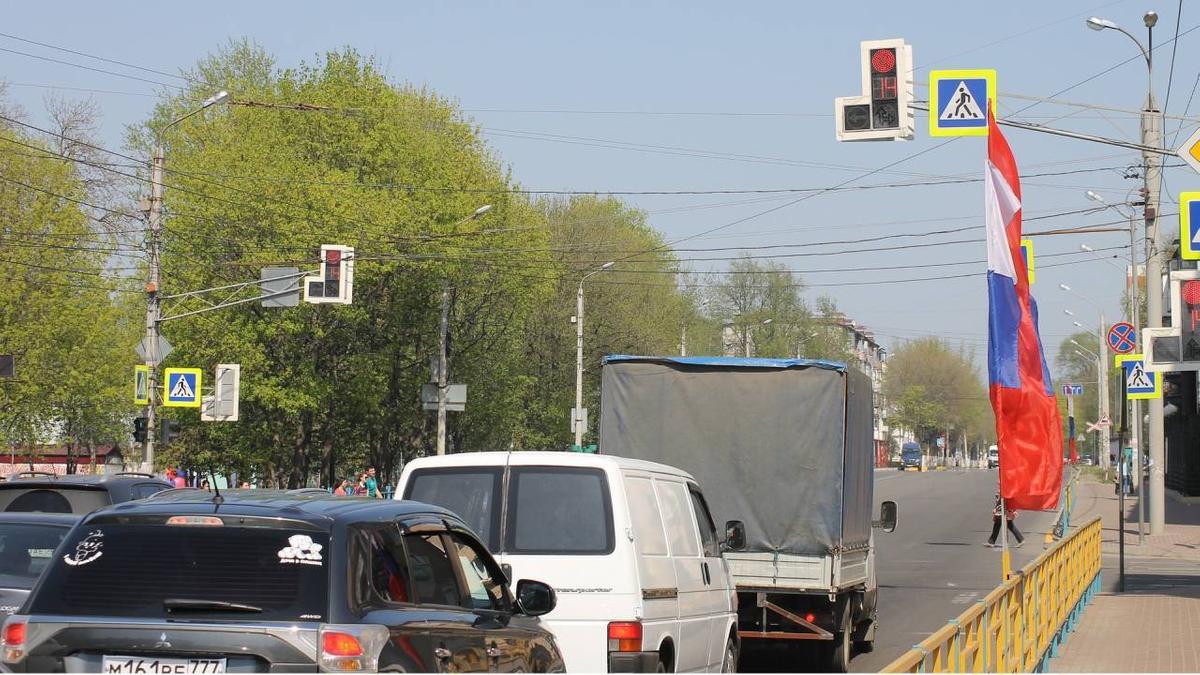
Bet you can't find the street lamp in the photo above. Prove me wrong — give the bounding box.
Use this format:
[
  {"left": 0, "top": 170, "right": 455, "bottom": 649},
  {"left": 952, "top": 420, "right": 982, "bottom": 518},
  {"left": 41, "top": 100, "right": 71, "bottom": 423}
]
[
  {"left": 141, "top": 90, "right": 231, "bottom": 474},
  {"left": 1086, "top": 11, "right": 1166, "bottom": 535},
  {"left": 744, "top": 318, "right": 774, "bottom": 358},
  {"left": 574, "top": 261, "right": 614, "bottom": 448},
  {"left": 1060, "top": 288, "right": 1112, "bottom": 472}
]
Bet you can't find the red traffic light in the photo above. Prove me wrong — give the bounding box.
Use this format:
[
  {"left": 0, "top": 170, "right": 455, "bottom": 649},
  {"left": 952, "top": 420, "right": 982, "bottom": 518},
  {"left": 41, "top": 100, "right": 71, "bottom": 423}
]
[{"left": 870, "top": 49, "right": 896, "bottom": 74}]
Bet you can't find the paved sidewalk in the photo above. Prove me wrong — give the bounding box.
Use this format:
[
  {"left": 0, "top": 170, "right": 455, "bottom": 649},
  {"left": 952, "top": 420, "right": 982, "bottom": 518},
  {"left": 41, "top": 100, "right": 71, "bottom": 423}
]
[{"left": 1051, "top": 478, "right": 1200, "bottom": 672}]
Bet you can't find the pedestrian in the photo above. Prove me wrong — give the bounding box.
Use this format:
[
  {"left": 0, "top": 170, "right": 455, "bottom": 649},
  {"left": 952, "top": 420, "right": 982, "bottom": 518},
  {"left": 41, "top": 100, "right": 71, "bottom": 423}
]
[
  {"left": 354, "top": 473, "right": 367, "bottom": 495},
  {"left": 170, "top": 469, "right": 186, "bottom": 489},
  {"left": 1117, "top": 448, "right": 1134, "bottom": 496},
  {"left": 364, "top": 467, "right": 382, "bottom": 499},
  {"left": 199, "top": 478, "right": 211, "bottom": 492},
  {"left": 240, "top": 482, "right": 251, "bottom": 489},
  {"left": 986, "top": 493, "right": 1024, "bottom": 548},
  {"left": 334, "top": 478, "right": 351, "bottom": 496}
]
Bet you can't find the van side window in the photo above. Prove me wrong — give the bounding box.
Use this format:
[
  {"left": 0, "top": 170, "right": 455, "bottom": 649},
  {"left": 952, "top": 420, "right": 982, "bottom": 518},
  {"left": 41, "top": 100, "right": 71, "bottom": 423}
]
[
  {"left": 404, "top": 532, "right": 462, "bottom": 607},
  {"left": 688, "top": 487, "right": 719, "bottom": 557},
  {"left": 507, "top": 467, "right": 614, "bottom": 554},
  {"left": 404, "top": 468, "right": 502, "bottom": 551},
  {"left": 624, "top": 476, "right": 668, "bottom": 555},
  {"left": 447, "top": 532, "right": 508, "bottom": 612},
  {"left": 653, "top": 480, "right": 699, "bottom": 557}
]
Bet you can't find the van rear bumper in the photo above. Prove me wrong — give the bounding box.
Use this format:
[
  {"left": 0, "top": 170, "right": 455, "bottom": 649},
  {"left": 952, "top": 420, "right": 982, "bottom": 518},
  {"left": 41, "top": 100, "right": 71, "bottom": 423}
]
[{"left": 608, "top": 651, "right": 659, "bottom": 672}]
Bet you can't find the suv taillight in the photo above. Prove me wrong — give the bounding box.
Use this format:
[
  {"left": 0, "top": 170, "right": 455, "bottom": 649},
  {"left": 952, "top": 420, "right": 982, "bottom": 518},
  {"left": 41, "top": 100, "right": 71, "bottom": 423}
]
[
  {"left": 3, "top": 616, "right": 27, "bottom": 663},
  {"left": 318, "top": 624, "right": 387, "bottom": 672},
  {"left": 607, "top": 621, "right": 642, "bottom": 652}
]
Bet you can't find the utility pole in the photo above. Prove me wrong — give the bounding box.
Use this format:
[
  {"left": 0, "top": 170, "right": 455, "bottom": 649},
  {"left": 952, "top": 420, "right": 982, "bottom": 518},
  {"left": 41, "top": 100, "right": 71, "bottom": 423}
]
[
  {"left": 574, "top": 281, "right": 586, "bottom": 449},
  {"left": 1097, "top": 315, "right": 1110, "bottom": 473},
  {"left": 1143, "top": 91, "right": 1166, "bottom": 535},
  {"left": 141, "top": 145, "right": 165, "bottom": 474},
  {"left": 436, "top": 285, "right": 449, "bottom": 455},
  {"left": 680, "top": 325, "right": 687, "bottom": 357}
]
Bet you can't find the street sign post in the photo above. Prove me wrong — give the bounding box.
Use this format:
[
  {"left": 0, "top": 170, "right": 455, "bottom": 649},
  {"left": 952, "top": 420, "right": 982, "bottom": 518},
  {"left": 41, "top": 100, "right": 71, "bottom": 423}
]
[
  {"left": 1176, "top": 126, "right": 1200, "bottom": 175},
  {"left": 928, "top": 69, "right": 996, "bottom": 137},
  {"left": 162, "top": 367, "right": 202, "bottom": 408},
  {"left": 834, "top": 39, "right": 915, "bottom": 142},
  {"left": 420, "top": 384, "right": 466, "bottom": 412},
  {"left": 134, "top": 335, "right": 173, "bottom": 365},
  {"left": 1180, "top": 192, "right": 1200, "bottom": 260},
  {"left": 1107, "top": 322, "right": 1137, "bottom": 354},
  {"left": 1115, "top": 354, "right": 1161, "bottom": 400},
  {"left": 1061, "top": 384, "right": 1084, "bottom": 396}
]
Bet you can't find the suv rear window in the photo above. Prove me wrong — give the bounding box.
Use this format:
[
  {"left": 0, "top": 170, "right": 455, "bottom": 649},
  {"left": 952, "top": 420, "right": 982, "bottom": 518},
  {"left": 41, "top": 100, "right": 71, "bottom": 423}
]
[
  {"left": 0, "top": 524, "right": 70, "bottom": 583},
  {"left": 28, "top": 523, "right": 329, "bottom": 622},
  {"left": 404, "top": 468, "right": 502, "bottom": 550},
  {"left": 0, "top": 487, "right": 110, "bottom": 514}
]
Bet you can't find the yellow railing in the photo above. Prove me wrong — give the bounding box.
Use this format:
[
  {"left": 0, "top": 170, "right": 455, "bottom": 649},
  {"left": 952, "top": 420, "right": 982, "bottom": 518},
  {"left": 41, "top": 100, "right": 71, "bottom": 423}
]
[{"left": 881, "top": 516, "right": 1102, "bottom": 673}]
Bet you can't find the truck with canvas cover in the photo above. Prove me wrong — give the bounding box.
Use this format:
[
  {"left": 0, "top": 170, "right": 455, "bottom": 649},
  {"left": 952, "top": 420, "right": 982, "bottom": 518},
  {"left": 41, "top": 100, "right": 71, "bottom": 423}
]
[{"left": 599, "top": 355, "right": 896, "bottom": 672}]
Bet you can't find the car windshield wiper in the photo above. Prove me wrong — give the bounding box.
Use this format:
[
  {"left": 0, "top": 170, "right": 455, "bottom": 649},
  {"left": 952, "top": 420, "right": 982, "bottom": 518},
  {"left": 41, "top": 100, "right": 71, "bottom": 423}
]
[{"left": 164, "top": 598, "right": 263, "bottom": 613}]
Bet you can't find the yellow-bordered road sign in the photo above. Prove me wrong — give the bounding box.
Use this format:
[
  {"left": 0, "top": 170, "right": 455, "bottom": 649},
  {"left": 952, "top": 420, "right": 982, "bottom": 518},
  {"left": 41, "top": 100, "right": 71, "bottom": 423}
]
[
  {"left": 163, "top": 367, "right": 202, "bottom": 408},
  {"left": 1019, "top": 238, "right": 1035, "bottom": 284},
  {"left": 929, "top": 69, "right": 996, "bottom": 137},
  {"left": 1176, "top": 126, "right": 1200, "bottom": 175},
  {"left": 1180, "top": 192, "right": 1200, "bottom": 260},
  {"left": 134, "top": 365, "right": 149, "bottom": 405},
  {"left": 1115, "top": 353, "right": 1161, "bottom": 400}
]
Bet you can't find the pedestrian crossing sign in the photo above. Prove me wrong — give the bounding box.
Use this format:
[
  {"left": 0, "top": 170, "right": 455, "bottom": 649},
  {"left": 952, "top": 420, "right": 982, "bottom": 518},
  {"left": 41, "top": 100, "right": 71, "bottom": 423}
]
[
  {"left": 929, "top": 70, "right": 996, "bottom": 137},
  {"left": 1180, "top": 192, "right": 1200, "bottom": 260},
  {"left": 1115, "top": 354, "right": 1161, "bottom": 400},
  {"left": 163, "top": 367, "right": 202, "bottom": 408}
]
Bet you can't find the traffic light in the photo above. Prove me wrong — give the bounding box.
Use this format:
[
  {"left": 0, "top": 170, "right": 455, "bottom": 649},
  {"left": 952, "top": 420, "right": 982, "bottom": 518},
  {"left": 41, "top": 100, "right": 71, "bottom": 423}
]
[
  {"left": 160, "top": 419, "right": 181, "bottom": 446},
  {"left": 303, "top": 245, "right": 355, "bottom": 305},
  {"left": 133, "top": 417, "right": 148, "bottom": 443},
  {"left": 834, "top": 39, "right": 914, "bottom": 141}
]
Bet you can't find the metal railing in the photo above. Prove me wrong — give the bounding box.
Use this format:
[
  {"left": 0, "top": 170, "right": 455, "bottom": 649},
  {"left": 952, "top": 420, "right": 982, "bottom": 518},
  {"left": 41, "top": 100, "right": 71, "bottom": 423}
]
[{"left": 881, "top": 515, "right": 1102, "bottom": 673}]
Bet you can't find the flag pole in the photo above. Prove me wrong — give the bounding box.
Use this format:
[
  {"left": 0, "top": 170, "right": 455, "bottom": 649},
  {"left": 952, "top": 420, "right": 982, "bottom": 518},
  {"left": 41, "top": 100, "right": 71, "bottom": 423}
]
[{"left": 1000, "top": 495, "right": 1012, "bottom": 580}]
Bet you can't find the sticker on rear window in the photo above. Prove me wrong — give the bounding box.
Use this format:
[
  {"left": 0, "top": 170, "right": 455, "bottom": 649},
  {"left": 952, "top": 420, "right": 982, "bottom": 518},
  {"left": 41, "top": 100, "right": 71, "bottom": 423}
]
[
  {"left": 277, "top": 534, "right": 323, "bottom": 566},
  {"left": 63, "top": 530, "right": 104, "bottom": 567}
]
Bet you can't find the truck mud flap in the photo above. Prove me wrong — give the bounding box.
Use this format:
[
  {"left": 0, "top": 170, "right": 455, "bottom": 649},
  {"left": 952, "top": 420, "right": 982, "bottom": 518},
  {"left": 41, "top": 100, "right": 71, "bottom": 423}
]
[{"left": 738, "top": 593, "right": 834, "bottom": 642}]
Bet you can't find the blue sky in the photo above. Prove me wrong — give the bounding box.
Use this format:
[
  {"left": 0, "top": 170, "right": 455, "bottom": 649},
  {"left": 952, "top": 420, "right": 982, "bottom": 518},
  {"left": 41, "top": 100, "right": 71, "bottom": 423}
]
[{"left": 3, "top": 0, "right": 1197, "bottom": 373}]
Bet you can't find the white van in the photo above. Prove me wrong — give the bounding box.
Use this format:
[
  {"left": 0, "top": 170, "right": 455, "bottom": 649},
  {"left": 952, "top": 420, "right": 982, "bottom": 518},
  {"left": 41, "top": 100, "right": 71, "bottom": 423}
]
[{"left": 396, "top": 451, "right": 739, "bottom": 673}]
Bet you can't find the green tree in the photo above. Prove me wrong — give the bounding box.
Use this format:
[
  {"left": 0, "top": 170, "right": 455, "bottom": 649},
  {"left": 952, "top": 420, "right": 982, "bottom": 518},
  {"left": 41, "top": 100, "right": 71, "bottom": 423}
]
[{"left": 882, "top": 337, "right": 990, "bottom": 452}]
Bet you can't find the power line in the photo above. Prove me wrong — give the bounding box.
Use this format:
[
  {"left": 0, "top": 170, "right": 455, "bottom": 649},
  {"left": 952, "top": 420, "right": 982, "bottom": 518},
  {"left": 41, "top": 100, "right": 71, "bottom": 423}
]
[
  {"left": 1163, "top": 1, "right": 1185, "bottom": 116},
  {"left": 0, "top": 32, "right": 194, "bottom": 83},
  {"left": 0, "top": 46, "right": 182, "bottom": 90}
]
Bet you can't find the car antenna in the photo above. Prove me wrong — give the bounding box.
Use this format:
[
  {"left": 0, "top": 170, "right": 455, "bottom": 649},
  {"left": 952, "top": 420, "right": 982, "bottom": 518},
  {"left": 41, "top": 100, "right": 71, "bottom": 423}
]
[{"left": 207, "top": 464, "right": 224, "bottom": 506}]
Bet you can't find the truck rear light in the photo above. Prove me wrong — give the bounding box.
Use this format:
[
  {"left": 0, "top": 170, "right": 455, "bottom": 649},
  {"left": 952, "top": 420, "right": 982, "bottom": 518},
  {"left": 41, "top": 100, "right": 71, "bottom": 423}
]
[
  {"left": 607, "top": 621, "right": 642, "bottom": 652},
  {"left": 318, "top": 624, "right": 387, "bottom": 672},
  {"left": 2, "top": 617, "right": 26, "bottom": 663}
]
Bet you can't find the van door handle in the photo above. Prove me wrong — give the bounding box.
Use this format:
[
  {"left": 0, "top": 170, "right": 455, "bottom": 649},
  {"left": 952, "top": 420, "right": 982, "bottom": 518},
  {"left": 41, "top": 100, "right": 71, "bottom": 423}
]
[{"left": 702, "top": 561, "right": 710, "bottom": 585}]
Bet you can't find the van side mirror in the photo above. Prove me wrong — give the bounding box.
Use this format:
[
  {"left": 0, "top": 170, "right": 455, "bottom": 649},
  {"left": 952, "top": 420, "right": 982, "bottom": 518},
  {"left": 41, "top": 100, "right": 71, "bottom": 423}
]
[
  {"left": 515, "top": 579, "right": 557, "bottom": 617},
  {"left": 873, "top": 500, "right": 897, "bottom": 533},
  {"left": 722, "top": 520, "right": 746, "bottom": 552}
]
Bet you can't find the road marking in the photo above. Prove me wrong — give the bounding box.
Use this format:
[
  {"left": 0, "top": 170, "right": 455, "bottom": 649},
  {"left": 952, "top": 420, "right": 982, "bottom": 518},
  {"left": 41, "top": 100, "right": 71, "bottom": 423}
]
[{"left": 952, "top": 592, "right": 979, "bottom": 604}]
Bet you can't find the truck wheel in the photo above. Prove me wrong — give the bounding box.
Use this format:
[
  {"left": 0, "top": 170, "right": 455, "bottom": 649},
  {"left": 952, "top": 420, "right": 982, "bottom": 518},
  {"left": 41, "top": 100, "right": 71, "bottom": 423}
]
[
  {"left": 828, "top": 603, "right": 852, "bottom": 673},
  {"left": 721, "top": 637, "right": 738, "bottom": 673}
]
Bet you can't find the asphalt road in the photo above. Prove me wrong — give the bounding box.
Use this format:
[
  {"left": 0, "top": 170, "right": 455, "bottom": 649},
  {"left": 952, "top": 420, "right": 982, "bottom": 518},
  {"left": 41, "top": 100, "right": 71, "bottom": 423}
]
[{"left": 742, "top": 467, "right": 1059, "bottom": 673}]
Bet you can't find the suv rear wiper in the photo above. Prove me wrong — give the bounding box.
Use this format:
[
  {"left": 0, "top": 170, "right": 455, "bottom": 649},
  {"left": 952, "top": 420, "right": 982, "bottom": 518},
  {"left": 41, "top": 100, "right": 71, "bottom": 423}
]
[{"left": 164, "top": 598, "right": 263, "bottom": 613}]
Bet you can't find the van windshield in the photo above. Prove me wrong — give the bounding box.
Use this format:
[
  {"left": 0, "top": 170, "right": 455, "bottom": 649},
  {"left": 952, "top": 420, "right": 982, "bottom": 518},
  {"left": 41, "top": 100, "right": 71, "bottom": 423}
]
[{"left": 28, "top": 522, "right": 329, "bottom": 621}]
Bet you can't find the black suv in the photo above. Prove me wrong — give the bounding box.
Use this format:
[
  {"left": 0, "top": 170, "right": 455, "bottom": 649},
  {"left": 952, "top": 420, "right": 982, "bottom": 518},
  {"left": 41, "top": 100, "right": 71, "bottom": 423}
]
[
  {"left": 3, "top": 490, "right": 565, "bottom": 673},
  {"left": 0, "top": 472, "right": 171, "bottom": 514}
]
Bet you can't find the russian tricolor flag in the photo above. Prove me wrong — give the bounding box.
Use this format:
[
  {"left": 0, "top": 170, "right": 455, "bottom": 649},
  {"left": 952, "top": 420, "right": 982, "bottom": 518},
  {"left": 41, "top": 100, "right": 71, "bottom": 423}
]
[{"left": 985, "top": 110, "right": 1063, "bottom": 512}]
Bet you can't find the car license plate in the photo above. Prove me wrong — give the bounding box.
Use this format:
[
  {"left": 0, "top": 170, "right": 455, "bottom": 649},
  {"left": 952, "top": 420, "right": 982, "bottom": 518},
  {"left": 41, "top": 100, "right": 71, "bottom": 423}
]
[{"left": 102, "top": 656, "right": 226, "bottom": 674}]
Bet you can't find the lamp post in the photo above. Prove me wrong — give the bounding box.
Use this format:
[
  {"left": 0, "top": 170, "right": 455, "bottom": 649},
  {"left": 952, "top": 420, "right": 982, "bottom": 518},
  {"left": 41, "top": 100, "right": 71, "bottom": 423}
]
[
  {"left": 436, "top": 204, "right": 493, "bottom": 456},
  {"left": 1071, "top": 339, "right": 1108, "bottom": 466},
  {"left": 744, "top": 318, "right": 773, "bottom": 358},
  {"left": 1061, "top": 293, "right": 1113, "bottom": 473},
  {"left": 1086, "top": 10, "right": 1164, "bottom": 535},
  {"left": 142, "top": 90, "right": 230, "bottom": 474},
  {"left": 575, "top": 262, "right": 614, "bottom": 449}
]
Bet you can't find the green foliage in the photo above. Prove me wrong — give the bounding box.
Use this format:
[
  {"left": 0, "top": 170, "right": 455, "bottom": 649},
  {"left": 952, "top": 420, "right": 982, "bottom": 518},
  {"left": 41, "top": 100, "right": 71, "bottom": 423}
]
[
  {"left": 882, "top": 337, "right": 991, "bottom": 447},
  {"left": 0, "top": 113, "right": 141, "bottom": 466}
]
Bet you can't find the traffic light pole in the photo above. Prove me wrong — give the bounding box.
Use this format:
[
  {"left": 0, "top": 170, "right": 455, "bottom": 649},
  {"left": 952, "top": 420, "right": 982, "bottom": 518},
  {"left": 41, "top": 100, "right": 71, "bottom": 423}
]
[
  {"left": 436, "top": 285, "right": 449, "bottom": 456},
  {"left": 141, "top": 144, "right": 165, "bottom": 474}
]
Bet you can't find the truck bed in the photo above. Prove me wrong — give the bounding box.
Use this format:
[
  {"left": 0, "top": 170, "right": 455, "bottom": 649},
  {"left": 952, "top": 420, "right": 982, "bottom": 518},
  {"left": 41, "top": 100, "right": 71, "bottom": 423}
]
[{"left": 727, "top": 549, "right": 870, "bottom": 593}]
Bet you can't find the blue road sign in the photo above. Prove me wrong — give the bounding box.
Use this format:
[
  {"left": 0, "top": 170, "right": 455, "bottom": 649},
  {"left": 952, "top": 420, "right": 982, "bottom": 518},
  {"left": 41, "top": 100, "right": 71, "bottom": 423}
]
[
  {"left": 929, "top": 70, "right": 995, "bottom": 137},
  {"left": 1061, "top": 384, "right": 1084, "bottom": 396},
  {"left": 1107, "top": 322, "right": 1137, "bottom": 354},
  {"left": 163, "top": 367, "right": 202, "bottom": 408},
  {"left": 1115, "top": 354, "right": 1160, "bottom": 400},
  {"left": 1181, "top": 192, "right": 1200, "bottom": 260}
]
